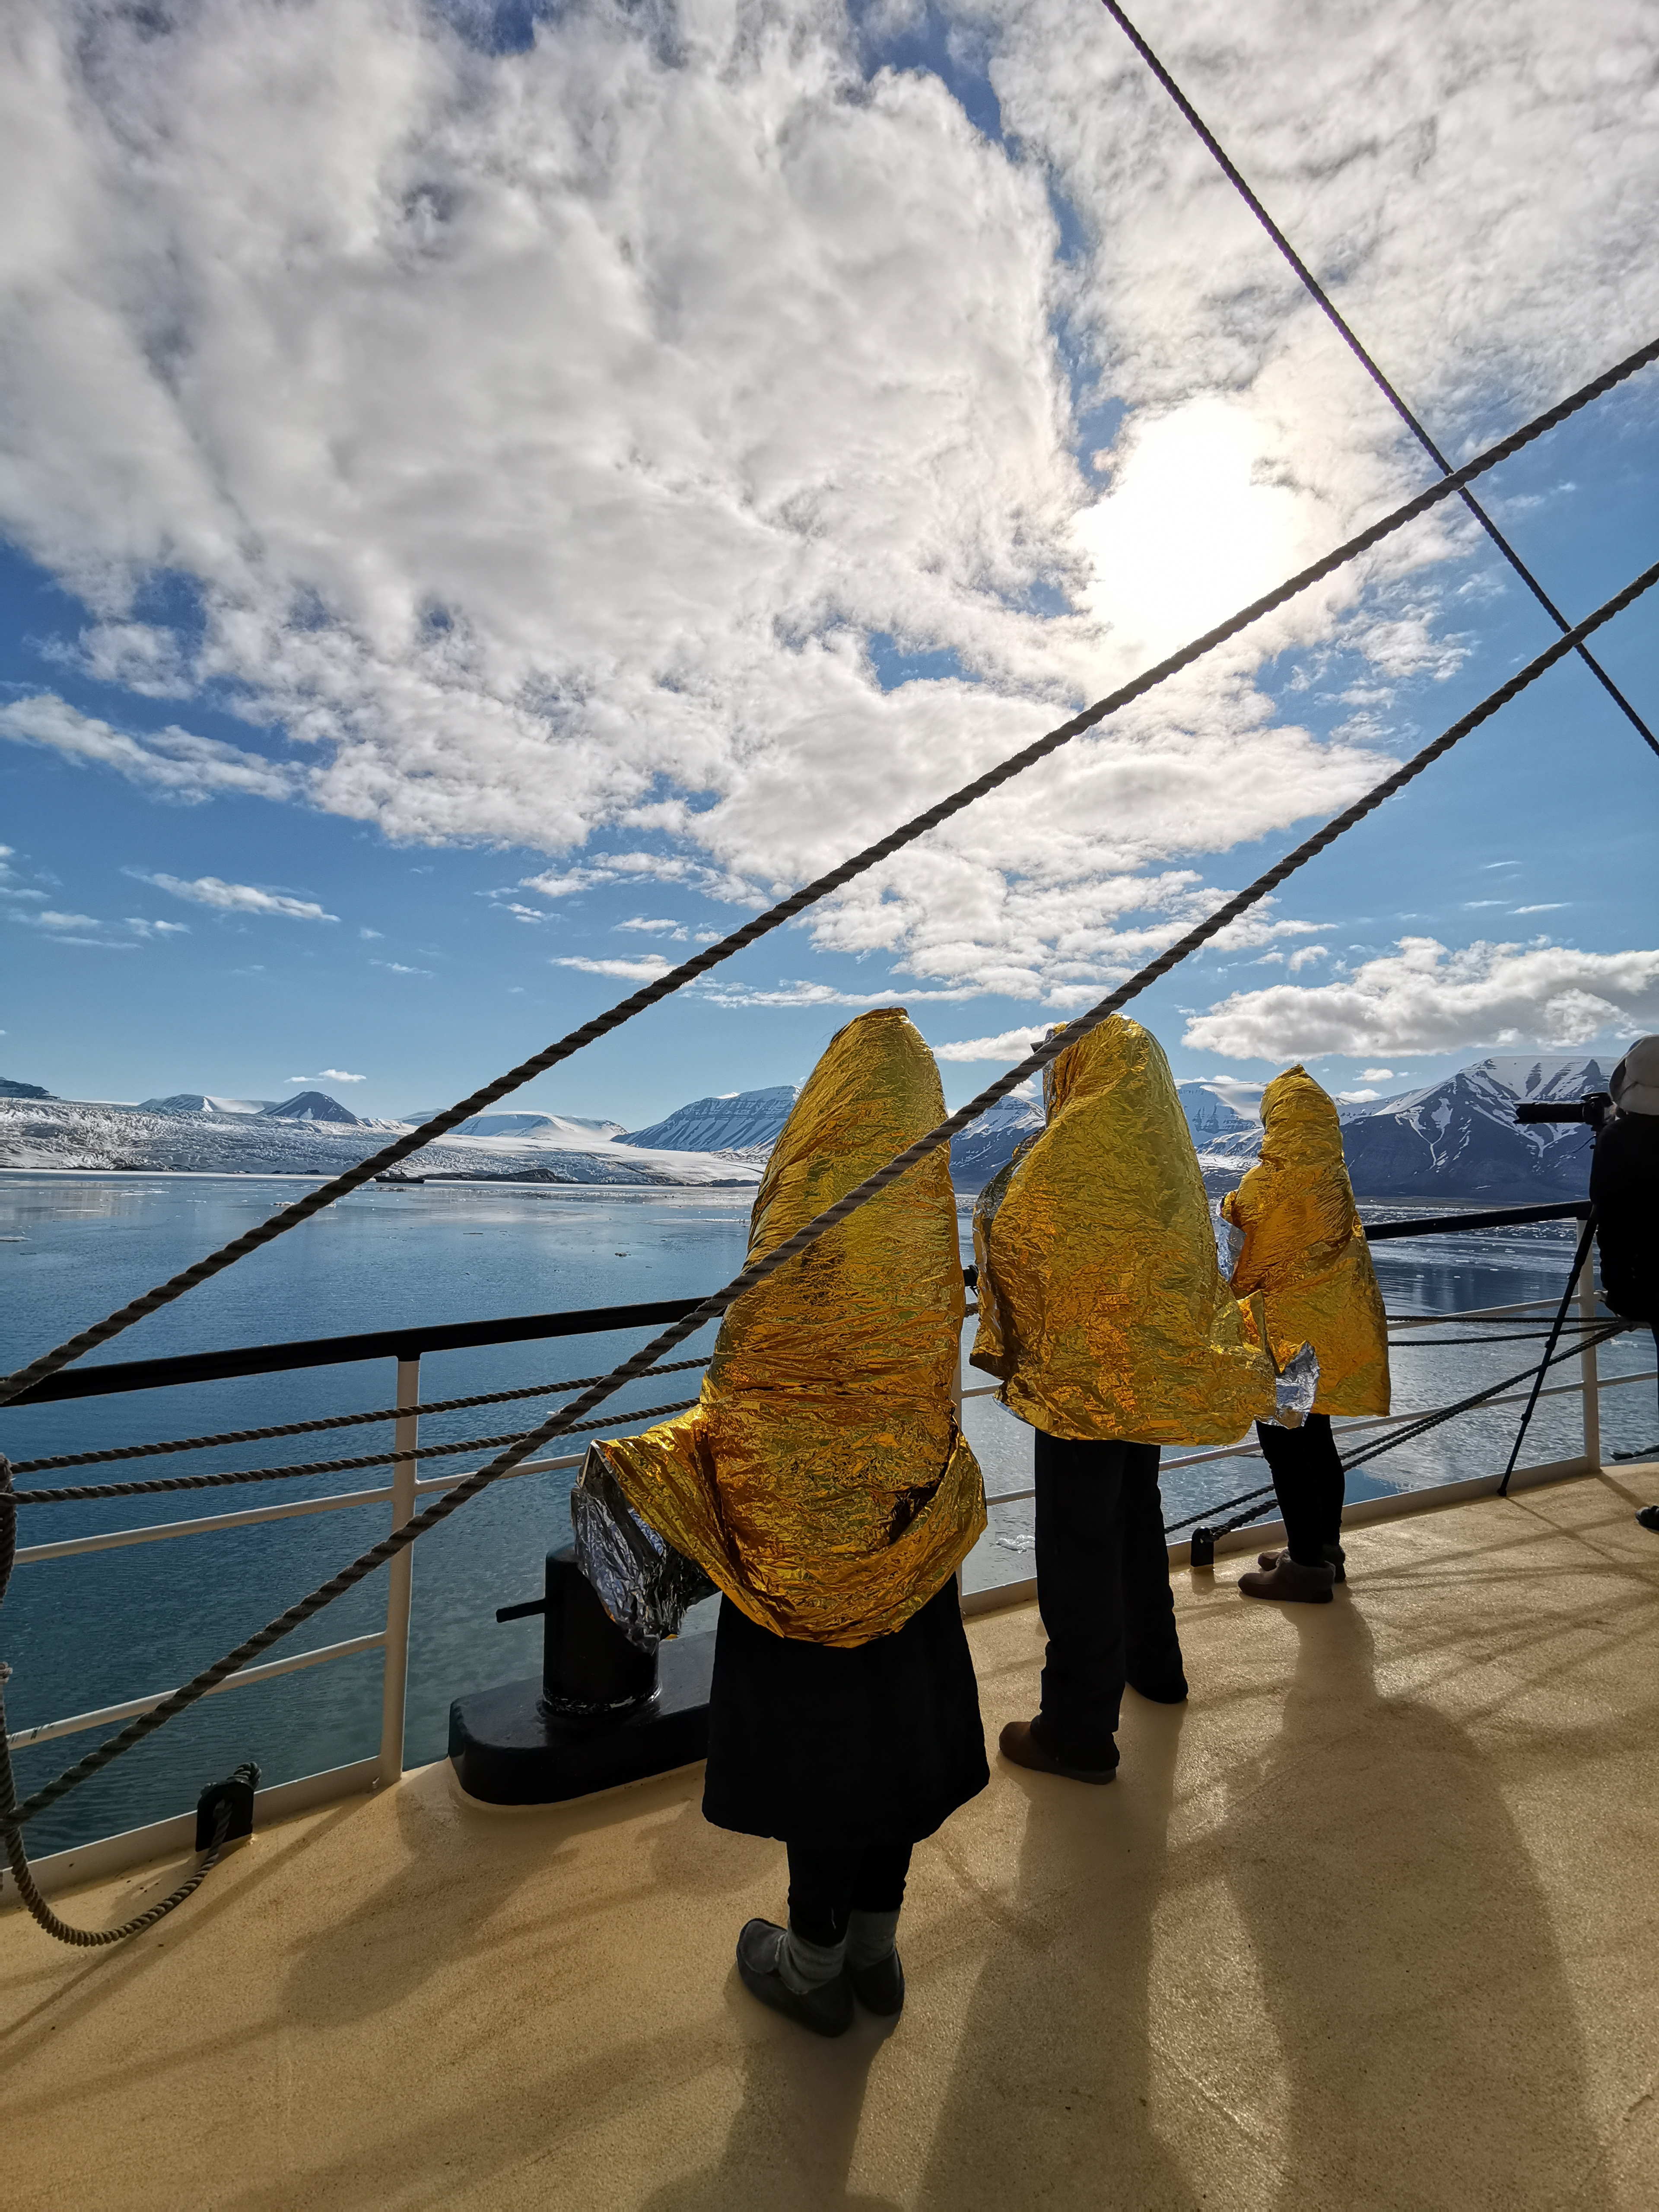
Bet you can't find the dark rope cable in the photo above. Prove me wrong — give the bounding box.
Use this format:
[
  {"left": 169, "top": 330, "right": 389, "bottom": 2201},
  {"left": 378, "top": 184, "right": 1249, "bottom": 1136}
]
[
  {"left": 1345, "top": 1320, "right": 1624, "bottom": 1477},
  {"left": 0, "top": 1460, "right": 240, "bottom": 1946},
  {"left": 11, "top": 557, "right": 1653, "bottom": 1828},
  {"left": 11, "top": 1397, "right": 700, "bottom": 1506},
  {"left": 3, "top": 336, "right": 1655, "bottom": 1416},
  {"left": 7, "top": 1358, "right": 712, "bottom": 1474},
  {"left": 1096, "top": 0, "right": 1659, "bottom": 762},
  {"left": 1499, "top": 1213, "right": 1599, "bottom": 1494}
]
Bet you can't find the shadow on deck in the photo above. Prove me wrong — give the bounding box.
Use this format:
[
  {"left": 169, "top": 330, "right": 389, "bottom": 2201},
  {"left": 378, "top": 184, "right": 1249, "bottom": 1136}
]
[{"left": 3, "top": 1465, "right": 1657, "bottom": 2211}]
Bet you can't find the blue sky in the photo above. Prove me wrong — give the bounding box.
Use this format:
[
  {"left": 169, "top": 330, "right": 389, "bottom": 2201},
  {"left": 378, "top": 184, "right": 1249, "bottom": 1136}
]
[{"left": 2, "top": 0, "right": 1656, "bottom": 1130}]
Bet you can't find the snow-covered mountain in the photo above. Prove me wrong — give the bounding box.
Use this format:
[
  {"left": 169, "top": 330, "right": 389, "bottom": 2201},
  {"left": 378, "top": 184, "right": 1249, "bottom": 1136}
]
[
  {"left": 140, "top": 1093, "right": 277, "bottom": 1119},
  {"left": 452, "top": 1111, "right": 627, "bottom": 1142},
  {"left": 619, "top": 1086, "right": 798, "bottom": 1154},
  {"left": 949, "top": 1090, "right": 1044, "bottom": 1191},
  {"left": 262, "top": 1090, "right": 361, "bottom": 1125},
  {"left": 1193, "top": 1055, "right": 1610, "bottom": 1201},
  {"left": 0, "top": 1096, "right": 760, "bottom": 1185}
]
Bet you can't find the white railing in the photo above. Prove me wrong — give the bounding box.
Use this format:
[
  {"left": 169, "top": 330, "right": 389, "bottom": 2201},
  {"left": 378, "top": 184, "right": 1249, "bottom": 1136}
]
[{"left": 4, "top": 1254, "right": 1650, "bottom": 1773}]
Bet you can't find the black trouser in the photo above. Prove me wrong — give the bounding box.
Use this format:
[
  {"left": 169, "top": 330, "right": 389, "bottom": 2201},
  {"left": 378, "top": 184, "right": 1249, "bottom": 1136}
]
[
  {"left": 1031, "top": 1431, "right": 1183, "bottom": 1771},
  {"left": 786, "top": 1840, "right": 913, "bottom": 1947},
  {"left": 1255, "top": 1413, "right": 1344, "bottom": 1566}
]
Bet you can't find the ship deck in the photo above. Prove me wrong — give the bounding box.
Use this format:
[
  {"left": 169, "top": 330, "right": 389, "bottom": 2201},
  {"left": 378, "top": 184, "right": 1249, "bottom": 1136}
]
[{"left": 4, "top": 1462, "right": 1658, "bottom": 2212}]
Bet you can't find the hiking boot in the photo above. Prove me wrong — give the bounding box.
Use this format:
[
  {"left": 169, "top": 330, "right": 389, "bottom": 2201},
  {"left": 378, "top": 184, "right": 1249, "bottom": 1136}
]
[
  {"left": 998, "top": 1717, "right": 1117, "bottom": 1785},
  {"left": 1256, "top": 1542, "right": 1346, "bottom": 1583},
  {"left": 735, "top": 1920, "right": 853, "bottom": 2037},
  {"left": 1637, "top": 1505, "right": 1659, "bottom": 1534},
  {"left": 849, "top": 1948, "right": 905, "bottom": 2017},
  {"left": 1239, "top": 1555, "right": 1335, "bottom": 1605}
]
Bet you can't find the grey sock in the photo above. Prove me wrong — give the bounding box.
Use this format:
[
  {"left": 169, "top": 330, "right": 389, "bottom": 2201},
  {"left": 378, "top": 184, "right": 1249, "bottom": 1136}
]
[
  {"left": 846, "top": 1906, "right": 901, "bottom": 1971},
  {"left": 778, "top": 1922, "right": 846, "bottom": 1995}
]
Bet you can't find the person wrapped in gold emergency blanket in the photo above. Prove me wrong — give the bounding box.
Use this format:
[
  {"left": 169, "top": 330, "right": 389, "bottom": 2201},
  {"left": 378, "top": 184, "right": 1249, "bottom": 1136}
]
[
  {"left": 578, "top": 1008, "right": 988, "bottom": 2038},
  {"left": 1222, "top": 1063, "right": 1389, "bottom": 1604},
  {"left": 973, "top": 1015, "right": 1290, "bottom": 1786}
]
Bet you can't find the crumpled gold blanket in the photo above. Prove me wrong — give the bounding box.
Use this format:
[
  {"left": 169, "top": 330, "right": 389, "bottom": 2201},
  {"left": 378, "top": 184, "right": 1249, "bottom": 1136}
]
[
  {"left": 1222, "top": 1064, "right": 1390, "bottom": 1417},
  {"left": 972, "top": 1015, "right": 1277, "bottom": 1444},
  {"left": 588, "top": 1008, "right": 985, "bottom": 1648}
]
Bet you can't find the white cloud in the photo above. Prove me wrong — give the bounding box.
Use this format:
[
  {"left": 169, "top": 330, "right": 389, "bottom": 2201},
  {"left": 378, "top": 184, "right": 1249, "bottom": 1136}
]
[
  {"left": 697, "top": 978, "right": 983, "bottom": 1010},
  {"left": 0, "top": 3, "right": 1652, "bottom": 1003},
  {"left": 1360, "top": 1067, "right": 1398, "bottom": 1081},
  {"left": 0, "top": 694, "right": 300, "bottom": 802},
  {"left": 371, "top": 959, "right": 432, "bottom": 978},
  {"left": 552, "top": 954, "right": 675, "bottom": 981},
  {"left": 1337, "top": 1088, "right": 1384, "bottom": 1103},
  {"left": 616, "top": 917, "right": 688, "bottom": 938},
  {"left": 359, "top": 926, "right": 382, "bottom": 939},
  {"left": 11, "top": 908, "right": 100, "bottom": 929},
  {"left": 285, "top": 1068, "right": 366, "bottom": 1084},
  {"left": 1184, "top": 937, "right": 1659, "bottom": 1059},
  {"left": 124, "top": 916, "right": 189, "bottom": 938},
  {"left": 1513, "top": 902, "right": 1569, "bottom": 914},
  {"left": 1287, "top": 944, "right": 1328, "bottom": 972},
  {"left": 137, "top": 872, "right": 337, "bottom": 921},
  {"left": 933, "top": 1027, "right": 1046, "bottom": 1062}
]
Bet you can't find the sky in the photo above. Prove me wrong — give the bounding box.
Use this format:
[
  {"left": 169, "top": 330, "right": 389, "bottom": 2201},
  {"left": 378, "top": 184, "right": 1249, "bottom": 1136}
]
[{"left": 2, "top": 0, "right": 1656, "bottom": 1130}]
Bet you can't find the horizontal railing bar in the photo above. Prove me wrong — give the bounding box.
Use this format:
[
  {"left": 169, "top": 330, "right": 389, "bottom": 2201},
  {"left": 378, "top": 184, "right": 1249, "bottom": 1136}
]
[
  {"left": 5, "top": 1207, "right": 1594, "bottom": 1409},
  {"left": 4, "top": 1632, "right": 388, "bottom": 1750},
  {"left": 12, "top": 1483, "right": 401, "bottom": 1564},
  {"left": 2, "top": 1296, "right": 712, "bottom": 1406},
  {"left": 1359, "top": 1201, "right": 1588, "bottom": 1240}
]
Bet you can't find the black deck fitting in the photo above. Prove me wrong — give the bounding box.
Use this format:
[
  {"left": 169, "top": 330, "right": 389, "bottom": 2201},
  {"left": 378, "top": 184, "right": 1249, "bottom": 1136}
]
[
  {"left": 195, "top": 1760, "right": 261, "bottom": 1851},
  {"left": 1189, "top": 1527, "right": 1217, "bottom": 1569},
  {"left": 450, "top": 1546, "right": 712, "bottom": 1805}
]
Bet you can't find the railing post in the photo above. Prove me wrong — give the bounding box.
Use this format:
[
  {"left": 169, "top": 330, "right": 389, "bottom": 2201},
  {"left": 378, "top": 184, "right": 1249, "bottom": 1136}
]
[
  {"left": 1579, "top": 1242, "right": 1602, "bottom": 1473},
  {"left": 378, "top": 1354, "right": 419, "bottom": 1787}
]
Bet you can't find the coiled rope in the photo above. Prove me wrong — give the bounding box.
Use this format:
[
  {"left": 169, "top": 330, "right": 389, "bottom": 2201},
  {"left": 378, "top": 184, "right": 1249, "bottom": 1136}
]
[
  {"left": 9, "top": 556, "right": 1653, "bottom": 1836},
  {"left": 0, "top": 1461, "right": 241, "bottom": 1944},
  {"left": 8, "top": 1358, "right": 711, "bottom": 1475},
  {"left": 1096, "top": 0, "right": 1659, "bottom": 762},
  {"left": 2, "top": 337, "right": 1654, "bottom": 1417}
]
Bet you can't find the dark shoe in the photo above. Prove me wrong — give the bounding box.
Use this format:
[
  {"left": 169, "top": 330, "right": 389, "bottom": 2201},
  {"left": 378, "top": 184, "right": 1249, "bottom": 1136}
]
[
  {"left": 998, "top": 1717, "right": 1116, "bottom": 1785},
  {"left": 1127, "top": 1661, "right": 1189, "bottom": 1704},
  {"left": 1637, "top": 1505, "right": 1659, "bottom": 1533},
  {"left": 1256, "top": 1542, "right": 1346, "bottom": 1583},
  {"left": 849, "top": 1948, "right": 905, "bottom": 2017},
  {"left": 735, "top": 1920, "right": 853, "bottom": 2037},
  {"left": 1239, "top": 1556, "right": 1335, "bottom": 1605}
]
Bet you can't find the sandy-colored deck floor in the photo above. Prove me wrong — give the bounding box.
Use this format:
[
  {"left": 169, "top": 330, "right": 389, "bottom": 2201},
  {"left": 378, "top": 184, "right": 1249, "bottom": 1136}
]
[{"left": 3, "top": 1466, "right": 1658, "bottom": 2212}]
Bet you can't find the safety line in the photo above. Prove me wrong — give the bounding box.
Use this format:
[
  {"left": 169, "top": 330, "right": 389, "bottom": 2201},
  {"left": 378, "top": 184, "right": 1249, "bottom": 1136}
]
[
  {"left": 6, "top": 1359, "right": 711, "bottom": 1475},
  {"left": 9, "top": 1398, "right": 702, "bottom": 1506},
  {"left": 2, "top": 335, "right": 1654, "bottom": 1415},
  {"left": 10, "top": 553, "right": 1652, "bottom": 1829},
  {"left": 1097, "top": 0, "right": 1659, "bottom": 762}
]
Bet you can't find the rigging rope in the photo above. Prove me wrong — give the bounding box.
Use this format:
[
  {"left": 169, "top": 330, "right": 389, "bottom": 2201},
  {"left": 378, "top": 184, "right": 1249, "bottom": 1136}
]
[
  {"left": 7, "top": 1358, "right": 711, "bottom": 1474},
  {"left": 1096, "top": 0, "right": 1659, "bottom": 763},
  {"left": 11, "top": 1398, "right": 700, "bottom": 1506},
  {"left": 2, "top": 337, "right": 1655, "bottom": 1416},
  {"left": 9, "top": 554, "right": 1653, "bottom": 1831}
]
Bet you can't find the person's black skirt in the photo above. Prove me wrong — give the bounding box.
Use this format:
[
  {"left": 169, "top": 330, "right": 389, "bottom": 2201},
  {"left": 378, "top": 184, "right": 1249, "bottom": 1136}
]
[{"left": 701, "top": 1578, "right": 989, "bottom": 1846}]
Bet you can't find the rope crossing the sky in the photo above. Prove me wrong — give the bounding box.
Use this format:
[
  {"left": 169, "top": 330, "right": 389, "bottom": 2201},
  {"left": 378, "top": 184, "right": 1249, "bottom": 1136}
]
[
  {"left": 1096, "top": 0, "right": 1659, "bottom": 762},
  {"left": 11, "top": 553, "right": 1655, "bottom": 1828},
  {"left": 1, "top": 335, "right": 1656, "bottom": 1415}
]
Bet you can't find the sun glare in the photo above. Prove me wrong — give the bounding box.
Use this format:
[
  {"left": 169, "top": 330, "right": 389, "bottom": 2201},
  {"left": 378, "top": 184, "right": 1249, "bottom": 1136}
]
[{"left": 1073, "top": 397, "right": 1307, "bottom": 662}]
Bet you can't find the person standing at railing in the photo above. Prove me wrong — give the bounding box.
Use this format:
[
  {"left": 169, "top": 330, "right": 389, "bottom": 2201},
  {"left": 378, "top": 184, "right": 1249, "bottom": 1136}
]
[
  {"left": 1590, "top": 1034, "right": 1659, "bottom": 1534},
  {"left": 971, "top": 1016, "right": 1282, "bottom": 1786},
  {"left": 577, "top": 1009, "right": 988, "bottom": 2039},
  {"left": 1220, "top": 1066, "right": 1390, "bottom": 1602}
]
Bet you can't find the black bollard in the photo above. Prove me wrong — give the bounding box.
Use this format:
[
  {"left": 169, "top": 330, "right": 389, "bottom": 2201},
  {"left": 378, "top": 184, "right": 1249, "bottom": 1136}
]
[
  {"left": 1189, "top": 1526, "right": 1216, "bottom": 1568},
  {"left": 450, "top": 1544, "right": 713, "bottom": 1805}
]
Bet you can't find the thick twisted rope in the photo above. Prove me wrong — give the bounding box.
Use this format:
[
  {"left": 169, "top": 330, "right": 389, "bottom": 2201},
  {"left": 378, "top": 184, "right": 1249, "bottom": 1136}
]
[
  {"left": 7, "top": 1359, "right": 711, "bottom": 1475},
  {"left": 11, "top": 1397, "right": 699, "bottom": 1505},
  {"left": 11, "top": 555, "right": 1653, "bottom": 1828},
  {"left": 0, "top": 1461, "right": 238, "bottom": 1945},
  {"left": 3, "top": 336, "right": 1655, "bottom": 1416},
  {"left": 1097, "top": 0, "right": 1659, "bottom": 761}
]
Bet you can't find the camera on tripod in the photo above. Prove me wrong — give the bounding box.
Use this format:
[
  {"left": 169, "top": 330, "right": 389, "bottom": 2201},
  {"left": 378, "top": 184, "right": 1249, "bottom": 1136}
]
[{"left": 1514, "top": 1091, "right": 1612, "bottom": 1133}]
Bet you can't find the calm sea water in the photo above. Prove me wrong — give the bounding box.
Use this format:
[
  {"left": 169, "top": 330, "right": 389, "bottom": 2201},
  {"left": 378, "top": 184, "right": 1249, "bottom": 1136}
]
[{"left": 2, "top": 1174, "right": 1653, "bottom": 1853}]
